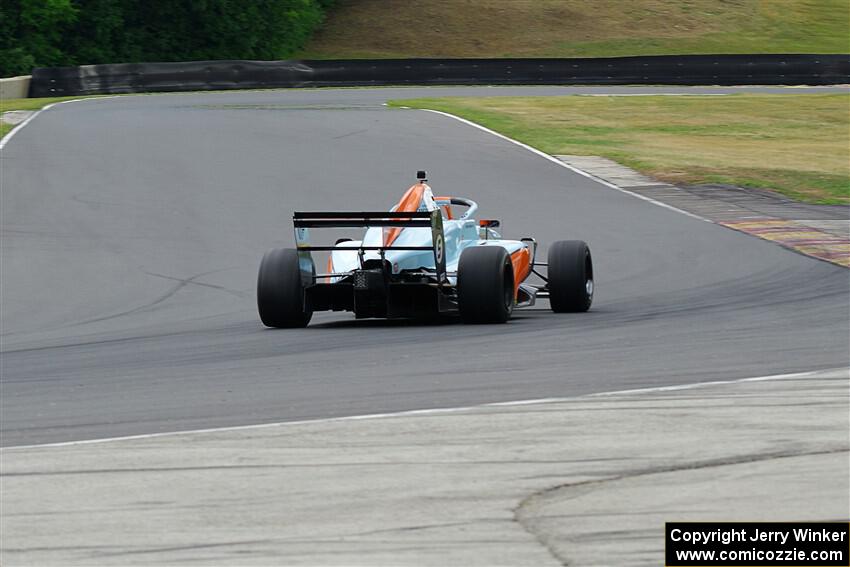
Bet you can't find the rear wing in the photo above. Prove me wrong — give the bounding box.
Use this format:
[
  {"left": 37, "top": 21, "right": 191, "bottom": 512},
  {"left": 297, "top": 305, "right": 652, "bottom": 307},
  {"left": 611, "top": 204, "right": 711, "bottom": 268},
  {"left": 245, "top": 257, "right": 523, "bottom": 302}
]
[{"left": 292, "top": 210, "right": 447, "bottom": 282}]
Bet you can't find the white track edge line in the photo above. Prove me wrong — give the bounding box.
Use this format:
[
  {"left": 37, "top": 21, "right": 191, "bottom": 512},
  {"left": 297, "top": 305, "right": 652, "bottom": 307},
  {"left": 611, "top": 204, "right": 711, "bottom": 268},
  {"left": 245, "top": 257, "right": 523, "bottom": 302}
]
[
  {"left": 2, "top": 101, "right": 844, "bottom": 449},
  {"left": 0, "top": 96, "right": 123, "bottom": 150},
  {"left": 4, "top": 368, "right": 845, "bottom": 451},
  {"left": 0, "top": 102, "right": 60, "bottom": 150},
  {"left": 419, "top": 108, "right": 710, "bottom": 222}
]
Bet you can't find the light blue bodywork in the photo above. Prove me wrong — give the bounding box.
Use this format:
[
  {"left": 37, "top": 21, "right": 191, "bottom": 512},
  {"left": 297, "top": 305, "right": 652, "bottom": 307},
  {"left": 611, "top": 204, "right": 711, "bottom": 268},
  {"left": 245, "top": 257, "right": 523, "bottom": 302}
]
[{"left": 322, "top": 184, "right": 530, "bottom": 285}]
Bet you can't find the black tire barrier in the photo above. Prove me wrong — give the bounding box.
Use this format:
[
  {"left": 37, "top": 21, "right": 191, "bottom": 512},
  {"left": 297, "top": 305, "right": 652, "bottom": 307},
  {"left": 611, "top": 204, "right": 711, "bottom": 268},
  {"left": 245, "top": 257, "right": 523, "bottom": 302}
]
[{"left": 29, "top": 54, "right": 850, "bottom": 97}]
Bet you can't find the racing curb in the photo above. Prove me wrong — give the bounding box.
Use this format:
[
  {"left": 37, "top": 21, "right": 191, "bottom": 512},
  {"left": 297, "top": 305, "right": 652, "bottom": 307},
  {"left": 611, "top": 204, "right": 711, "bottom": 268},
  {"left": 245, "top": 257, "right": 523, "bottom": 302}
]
[{"left": 554, "top": 155, "right": 849, "bottom": 268}]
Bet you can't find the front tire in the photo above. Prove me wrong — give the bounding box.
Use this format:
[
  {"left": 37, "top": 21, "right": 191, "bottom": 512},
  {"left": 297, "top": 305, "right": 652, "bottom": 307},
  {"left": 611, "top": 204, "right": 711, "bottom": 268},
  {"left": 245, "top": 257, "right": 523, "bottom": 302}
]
[
  {"left": 458, "top": 246, "right": 514, "bottom": 324},
  {"left": 257, "top": 248, "right": 313, "bottom": 328},
  {"left": 548, "top": 240, "right": 593, "bottom": 313}
]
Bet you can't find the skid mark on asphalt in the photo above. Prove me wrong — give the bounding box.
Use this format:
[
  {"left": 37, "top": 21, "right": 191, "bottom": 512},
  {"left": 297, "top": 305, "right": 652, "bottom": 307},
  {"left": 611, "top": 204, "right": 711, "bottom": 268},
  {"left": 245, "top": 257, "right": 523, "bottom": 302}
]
[
  {"left": 332, "top": 128, "right": 369, "bottom": 139},
  {"left": 144, "top": 270, "right": 248, "bottom": 299},
  {"left": 65, "top": 268, "right": 242, "bottom": 328}
]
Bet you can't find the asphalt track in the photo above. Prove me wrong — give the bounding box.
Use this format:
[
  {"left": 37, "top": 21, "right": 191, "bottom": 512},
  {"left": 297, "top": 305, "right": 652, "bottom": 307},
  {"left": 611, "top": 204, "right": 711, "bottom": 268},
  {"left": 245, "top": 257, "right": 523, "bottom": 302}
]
[{"left": 2, "top": 86, "right": 848, "bottom": 447}]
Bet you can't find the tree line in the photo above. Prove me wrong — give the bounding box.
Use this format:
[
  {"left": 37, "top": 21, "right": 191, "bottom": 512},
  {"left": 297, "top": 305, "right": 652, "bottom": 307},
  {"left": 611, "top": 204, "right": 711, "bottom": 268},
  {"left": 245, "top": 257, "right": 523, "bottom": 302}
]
[{"left": 0, "top": 0, "right": 335, "bottom": 77}]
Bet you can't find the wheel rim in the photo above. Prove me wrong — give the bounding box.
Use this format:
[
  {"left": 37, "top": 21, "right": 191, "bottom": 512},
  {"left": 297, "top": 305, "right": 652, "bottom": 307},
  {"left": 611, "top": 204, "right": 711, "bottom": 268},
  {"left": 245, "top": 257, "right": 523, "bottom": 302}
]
[{"left": 586, "top": 278, "right": 594, "bottom": 297}]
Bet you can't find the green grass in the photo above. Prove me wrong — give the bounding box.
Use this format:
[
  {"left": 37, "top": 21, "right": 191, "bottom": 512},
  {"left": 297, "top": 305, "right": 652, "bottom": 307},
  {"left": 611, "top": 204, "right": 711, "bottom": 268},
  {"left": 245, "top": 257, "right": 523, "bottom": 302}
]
[
  {"left": 301, "top": 0, "right": 849, "bottom": 59},
  {"left": 0, "top": 96, "right": 90, "bottom": 113},
  {"left": 388, "top": 94, "right": 850, "bottom": 204},
  {"left": 0, "top": 96, "right": 95, "bottom": 138}
]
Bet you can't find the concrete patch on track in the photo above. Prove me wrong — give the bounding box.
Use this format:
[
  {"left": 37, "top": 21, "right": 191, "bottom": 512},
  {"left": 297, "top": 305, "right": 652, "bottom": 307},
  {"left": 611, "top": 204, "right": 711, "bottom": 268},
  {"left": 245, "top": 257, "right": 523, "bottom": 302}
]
[
  {"left": 1, "top": 369, "right": 846, "bottom": 566},
  {"left": 555, "top": 155, "right": 849, "bottom": 268}
]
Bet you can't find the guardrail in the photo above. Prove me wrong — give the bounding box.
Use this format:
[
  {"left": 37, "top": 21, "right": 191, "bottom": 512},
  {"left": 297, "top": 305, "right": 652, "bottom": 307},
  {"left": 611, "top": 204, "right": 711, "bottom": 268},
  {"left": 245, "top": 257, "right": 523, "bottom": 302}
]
[{"left": 29, "top": 54, "right": 850, "bottom": 97}]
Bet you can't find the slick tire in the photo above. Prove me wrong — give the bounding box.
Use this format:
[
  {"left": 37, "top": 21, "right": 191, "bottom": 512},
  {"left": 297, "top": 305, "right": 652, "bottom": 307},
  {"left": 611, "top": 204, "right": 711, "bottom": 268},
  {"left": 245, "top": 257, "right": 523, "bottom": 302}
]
[
  {"left": 257, "top": 248, "right": 313, "bottom": 328},
  {"left": 548, "top": 240, "right": 593, "bottom": 313},
  {"left": 458, "top": 246, "right": 514, "bottom": 324}
]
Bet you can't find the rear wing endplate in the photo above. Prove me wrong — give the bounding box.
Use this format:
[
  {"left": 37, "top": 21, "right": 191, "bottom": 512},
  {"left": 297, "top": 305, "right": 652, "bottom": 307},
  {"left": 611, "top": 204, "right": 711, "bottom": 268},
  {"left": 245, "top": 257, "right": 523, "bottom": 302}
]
[{"left": 292, "top": 210, "right": 447, "bottom": 282}]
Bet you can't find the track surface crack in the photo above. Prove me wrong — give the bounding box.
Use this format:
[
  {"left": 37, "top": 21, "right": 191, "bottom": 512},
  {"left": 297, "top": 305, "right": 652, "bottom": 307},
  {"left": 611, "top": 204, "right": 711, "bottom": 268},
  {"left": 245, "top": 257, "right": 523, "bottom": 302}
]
[{"left": 513, "top": 447, "right": 848, "bottom": 566}]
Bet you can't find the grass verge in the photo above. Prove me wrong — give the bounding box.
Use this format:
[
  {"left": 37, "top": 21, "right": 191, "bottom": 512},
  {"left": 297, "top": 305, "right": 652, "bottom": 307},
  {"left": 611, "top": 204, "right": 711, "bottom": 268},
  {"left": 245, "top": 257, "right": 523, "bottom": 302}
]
[
  {"left": 0, "top": 96, "right": 93, "bottom": 138},
  {"left": 301, "top": 0, "right": 849, "bottom": 58},
  {"left": 388, "top": 94, "right": 850, "bottom": 205}
]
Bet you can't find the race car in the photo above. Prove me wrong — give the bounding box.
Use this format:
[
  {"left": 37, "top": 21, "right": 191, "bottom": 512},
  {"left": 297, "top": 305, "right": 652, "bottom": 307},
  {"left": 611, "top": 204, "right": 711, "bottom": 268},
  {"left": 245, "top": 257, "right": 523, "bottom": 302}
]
[{"left": 257, "top": 171, "right": 593, "bottom": 327}]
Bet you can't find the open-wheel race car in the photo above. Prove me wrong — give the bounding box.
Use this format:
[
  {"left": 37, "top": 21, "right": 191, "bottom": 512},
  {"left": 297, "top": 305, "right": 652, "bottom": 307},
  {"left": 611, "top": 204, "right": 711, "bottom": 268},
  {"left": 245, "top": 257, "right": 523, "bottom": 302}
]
[{"left": 257, "top": 171, "right": 593, "bottom": 327}]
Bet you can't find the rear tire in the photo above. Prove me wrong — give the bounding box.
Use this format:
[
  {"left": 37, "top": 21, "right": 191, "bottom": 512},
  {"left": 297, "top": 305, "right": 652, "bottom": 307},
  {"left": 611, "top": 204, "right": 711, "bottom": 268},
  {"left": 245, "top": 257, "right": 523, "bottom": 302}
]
[
  {"left": 458, "top": 246, "right": 514, "bottom": 324},
  {"left": 257, "top": 248, "right": 313, "bottom": 328},
  {"left": 548, "top": 240, "right": 593, "bottom": 313}
]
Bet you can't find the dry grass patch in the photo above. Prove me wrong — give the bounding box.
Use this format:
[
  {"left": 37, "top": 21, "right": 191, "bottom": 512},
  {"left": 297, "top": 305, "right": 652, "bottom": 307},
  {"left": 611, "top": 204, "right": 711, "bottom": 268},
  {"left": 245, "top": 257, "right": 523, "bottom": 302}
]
[{"left": 389, "top": 94, "right": 850, "bottom": 204}]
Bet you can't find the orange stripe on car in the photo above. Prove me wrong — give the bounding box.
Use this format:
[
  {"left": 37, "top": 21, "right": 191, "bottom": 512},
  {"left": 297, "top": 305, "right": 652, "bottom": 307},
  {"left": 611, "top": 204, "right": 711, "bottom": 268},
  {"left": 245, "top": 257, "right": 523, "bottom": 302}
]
[
  {"left": 326, "top": 254, "right": 334, "bottom": 282},
  {"left": 384, "top": 183, "right": 426, "bottom": 246},
  {"left": 434, "top": 196, "right": 454, "bottom": 220},
  {"left": 510, "top": 247, "right": 531, "bottom": 298}
]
